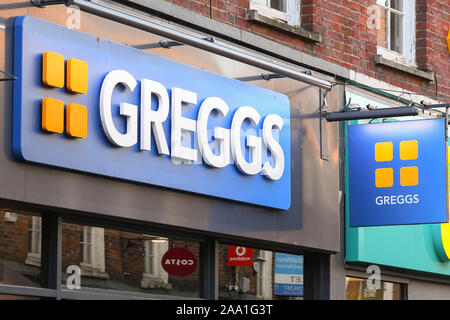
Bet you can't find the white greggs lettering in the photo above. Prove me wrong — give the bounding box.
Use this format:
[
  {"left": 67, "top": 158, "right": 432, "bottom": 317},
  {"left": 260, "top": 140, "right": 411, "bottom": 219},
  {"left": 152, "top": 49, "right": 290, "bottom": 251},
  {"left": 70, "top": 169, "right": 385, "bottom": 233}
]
[{"left": 99, "top": 70, "right": 285, "bottom": 180}]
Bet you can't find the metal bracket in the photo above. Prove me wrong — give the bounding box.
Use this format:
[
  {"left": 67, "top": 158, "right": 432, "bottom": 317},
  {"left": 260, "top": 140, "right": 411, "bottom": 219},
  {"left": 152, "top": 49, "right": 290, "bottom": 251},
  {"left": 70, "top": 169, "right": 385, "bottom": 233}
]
[
  {"left": 235, "top": 70, "right": 311, "bottom": 82},
  {"left": 319, "top": 88, "right": 330, "bottom": 161},
  {"left": 30, "top": 0, "right": 73, "bottom": 8},
  {"left": 0, "top": 70, "right": 17, "bottom": 82},
  {"left": 133, "top": 37, "right": 215, "bottom": 50}
]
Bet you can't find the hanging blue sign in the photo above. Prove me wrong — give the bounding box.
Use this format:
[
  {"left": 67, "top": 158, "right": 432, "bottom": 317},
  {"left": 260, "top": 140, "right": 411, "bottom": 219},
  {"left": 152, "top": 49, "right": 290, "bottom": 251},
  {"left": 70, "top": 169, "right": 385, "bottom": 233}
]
[
  {"left": 348, "top": 118, "right": 447, "bottom": 227},
  {"left": 12, "top": 16, "right": 291, "bottom": 209}
]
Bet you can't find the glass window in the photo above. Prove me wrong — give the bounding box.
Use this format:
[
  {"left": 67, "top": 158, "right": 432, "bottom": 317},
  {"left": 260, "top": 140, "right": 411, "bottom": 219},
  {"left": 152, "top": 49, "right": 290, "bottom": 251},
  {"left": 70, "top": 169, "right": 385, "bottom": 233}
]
[
  {"left": 61, "top": 222, "right": 201, "bottom": 298},
  {"left": 250, "top": 0, "right": 300, "bottom": 26},
  {"left": 218, "top": 243, "right": 303, "bottom": 300},
  {"left": 346, "top": 277, "right": 404, "bottom": 300},
  {"left": 270, "top": 0, "right": 286, "bottom": 12},
  {"left": 0, "top": 209, "right": 42, "bottom": 287},
  {"left": 376, "top": 0, "right": 415, "bottom": 65}
]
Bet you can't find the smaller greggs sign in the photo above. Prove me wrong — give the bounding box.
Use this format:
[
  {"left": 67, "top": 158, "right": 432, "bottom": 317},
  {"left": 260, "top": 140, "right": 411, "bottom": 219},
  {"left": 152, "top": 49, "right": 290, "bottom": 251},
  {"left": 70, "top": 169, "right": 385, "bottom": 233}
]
[
  {"left": 12, "top": 16, "right": 291, "bottom": 209},
  {"left": 348, "top": 118, "right": 448, "bottom": 227},
  {"left": 227, "top": 246, "right": 253, "bottom": 267}
]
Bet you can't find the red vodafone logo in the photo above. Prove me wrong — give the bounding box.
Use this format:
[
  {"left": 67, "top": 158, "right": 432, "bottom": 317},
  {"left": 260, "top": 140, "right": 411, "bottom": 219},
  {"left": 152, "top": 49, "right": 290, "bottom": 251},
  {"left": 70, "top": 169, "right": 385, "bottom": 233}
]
[
  {"left": 161, "top": 248, "right": 198, "bottom": 276},
  {"left": 227, "top": 245, "right": 253, "bottom": 267}
]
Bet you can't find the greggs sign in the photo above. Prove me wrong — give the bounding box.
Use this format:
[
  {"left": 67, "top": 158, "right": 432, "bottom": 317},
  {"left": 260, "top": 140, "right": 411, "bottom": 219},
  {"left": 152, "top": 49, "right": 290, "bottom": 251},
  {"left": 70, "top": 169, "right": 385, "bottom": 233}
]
[{"left": 12, "top": 16, "right": 291, "bottom": 209}]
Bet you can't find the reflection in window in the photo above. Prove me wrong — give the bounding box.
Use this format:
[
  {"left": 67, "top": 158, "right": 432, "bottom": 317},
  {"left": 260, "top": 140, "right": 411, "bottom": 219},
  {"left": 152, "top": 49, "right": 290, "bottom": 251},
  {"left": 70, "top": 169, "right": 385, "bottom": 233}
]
[
  {"left": 79, "top": 226, "right": 108, "bottom": 279},
  {"left": 143, "top": 240, "right": 154, "bottom": 275},
  {"left": 218, "top": 243, "right": 303, "bottom": 300},
  {"left": 346, "top": 277, "right": 404, "bottom": 300},
  {"left": 62, "top": 223, "right": 200, "bottom": 298},
  {"left": 0, "top": 210, "right": 41, "bottom": 288},
  {"left": 256, "top": 249, "right": 273, "bottom": 299},
  {"left": 26, "top": 216, "right": 41, "bottom": 267},
  {"left": 141, "top": 236, "right": 170, "bottom": 289}
]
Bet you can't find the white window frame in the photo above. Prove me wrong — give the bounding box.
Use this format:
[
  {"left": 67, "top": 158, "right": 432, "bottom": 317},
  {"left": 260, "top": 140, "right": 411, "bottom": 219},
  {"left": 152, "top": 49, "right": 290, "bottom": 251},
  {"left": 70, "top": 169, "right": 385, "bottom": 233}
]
[
  {"left": 376, "top": 0, "right": 416, "bottom": 67},
  {"left": 250, "top": 0, "right": 301, "bottom": 27},
  {"left": 25, "top": 216, "right": 41, "bottom": 267},
  {"left": 80, "top": 226, "right": 108, "bottom": 278},
  {"left": 141, "top": 237, "right": 171, "bottom": 289},
  {"left": 255, "top": 250, "right": 273, "bottom": 299}
]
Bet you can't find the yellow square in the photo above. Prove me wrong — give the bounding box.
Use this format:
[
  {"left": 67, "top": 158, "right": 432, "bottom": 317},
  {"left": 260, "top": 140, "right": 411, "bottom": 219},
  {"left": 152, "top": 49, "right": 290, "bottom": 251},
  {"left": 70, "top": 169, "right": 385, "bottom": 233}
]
[
  {"left": 42, "top": 52, "right": 64, "bottom": 88},
  {"left": 375, "top": 142, "right": 393, "bottom": 162},
  {"left": 400, "top": 166, "right": 419, "bottom": 186},
  {"left": 66, "top": 103, "right": 87, "bottom": 138},
  {"left": 375, "top": 168, "right": 393, "bottom": 188},
  {"left": 42, "top": 97, "right": 64, "bottom": 133},
  {"left": 67, "top": 58, "right": 88, "bottom": 94},
  {"left": 400, "top": 140, "right": 418, "bottom": 160}
]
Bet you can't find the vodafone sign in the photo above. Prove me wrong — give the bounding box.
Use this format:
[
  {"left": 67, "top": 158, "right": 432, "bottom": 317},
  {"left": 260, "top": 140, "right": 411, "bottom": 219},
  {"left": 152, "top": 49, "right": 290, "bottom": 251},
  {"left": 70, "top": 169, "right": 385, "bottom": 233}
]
[
  {"left": 227, "top": 246, "right": 253, "bottom": 267},
  {"left": 161, "top": 248, "right": 198, "bottom": 276}
]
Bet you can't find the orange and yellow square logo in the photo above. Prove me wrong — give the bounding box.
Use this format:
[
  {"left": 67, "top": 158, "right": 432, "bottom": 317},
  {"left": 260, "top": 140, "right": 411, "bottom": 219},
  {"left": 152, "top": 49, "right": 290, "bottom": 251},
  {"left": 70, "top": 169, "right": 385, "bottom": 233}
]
[
  {"left": 375, "top": 140, "right": 419, "bottom": 188},
  {"left": 41, "top": 51, "right": 88, "bottom": 139}
]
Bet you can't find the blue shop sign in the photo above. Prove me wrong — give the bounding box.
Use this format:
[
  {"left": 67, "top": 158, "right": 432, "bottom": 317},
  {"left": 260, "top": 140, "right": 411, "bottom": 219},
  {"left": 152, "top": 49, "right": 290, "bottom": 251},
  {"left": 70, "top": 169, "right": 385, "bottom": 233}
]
[
  {"left": 12, "top": 16, "right": 291, "bottom": 209},
  {"left": 348, "top": 118, "right": 447, "bottom": 227}
]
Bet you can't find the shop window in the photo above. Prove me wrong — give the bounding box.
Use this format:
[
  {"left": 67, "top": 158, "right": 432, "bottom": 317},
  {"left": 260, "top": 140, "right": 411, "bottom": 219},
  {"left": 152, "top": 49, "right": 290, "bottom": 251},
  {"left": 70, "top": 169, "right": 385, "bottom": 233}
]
[
  {"left": 79, "top": 226, "right": 108, "bottom": 279},
  {"left": 0, "top": 209, "right": 42, "bottom": 288},
  {"left": 62, "top": 222, "right": 201, "bottom": 298},
  {"left": 25, "top": 216, "right": 41, "bottom": 267},
  {"left": 218, "top": 243, "right": 303, "bottom": 300},
  {"left": 250, "top": 0, "right": 301, "bottom": 26},
  {"left": 346, "top": 277, "right": 404, "bottom": 300},
  {"left": 376, "top": 0, "right": 416, "bottom": 66}
]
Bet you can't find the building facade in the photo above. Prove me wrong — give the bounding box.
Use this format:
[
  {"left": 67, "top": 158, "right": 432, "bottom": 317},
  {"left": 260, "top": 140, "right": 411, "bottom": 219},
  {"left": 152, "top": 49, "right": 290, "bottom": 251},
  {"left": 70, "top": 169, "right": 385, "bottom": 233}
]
[{"left": 0, "top": 0, "right": 448, "bottom": 300}]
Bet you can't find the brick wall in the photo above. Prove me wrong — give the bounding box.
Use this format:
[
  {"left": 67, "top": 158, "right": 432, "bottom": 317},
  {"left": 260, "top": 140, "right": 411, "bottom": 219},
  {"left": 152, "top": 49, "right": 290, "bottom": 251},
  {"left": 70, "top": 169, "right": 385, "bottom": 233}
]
[
  {"left": 161, "top": 0, "right": 450, "bottom": 100},
  {"left": 416, "top": 0, "right": 450, "bottom": 95},
  {"left": 0, "top": 211, "right": 30, "bottom": 262}
]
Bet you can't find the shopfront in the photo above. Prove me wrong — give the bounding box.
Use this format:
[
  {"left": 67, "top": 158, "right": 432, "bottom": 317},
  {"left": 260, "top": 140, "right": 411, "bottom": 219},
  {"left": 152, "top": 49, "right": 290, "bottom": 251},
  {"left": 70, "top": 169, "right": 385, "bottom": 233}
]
[
  {"left": 0, "top": 0, "right": 341, "bottom": 300},
  {"left": 342, "top": 88, "right": 450, "bottom": 300}
]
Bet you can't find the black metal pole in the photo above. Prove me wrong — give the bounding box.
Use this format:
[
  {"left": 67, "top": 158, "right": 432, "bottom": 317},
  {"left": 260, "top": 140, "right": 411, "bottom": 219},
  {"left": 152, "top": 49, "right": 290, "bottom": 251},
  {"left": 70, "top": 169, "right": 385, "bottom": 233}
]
[{"left": 325, "top": 106, "right": 419, "bottom": 122}]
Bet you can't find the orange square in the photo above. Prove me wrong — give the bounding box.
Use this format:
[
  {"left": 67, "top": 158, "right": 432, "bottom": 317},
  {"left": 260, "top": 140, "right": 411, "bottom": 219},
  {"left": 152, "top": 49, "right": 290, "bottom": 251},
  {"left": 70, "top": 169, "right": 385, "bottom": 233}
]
[
  {"left": 67, "top": 58, "right": 88, "bottom": 94},
  {"left": 66, "top": 103, "right": 87, "bottom": 138},
  {"left": 42, "top": 52, "right": 65, "bottom": 88},
  {"left": 400, "top": 140, "right": 418, "bottom": 160},
  {"left": 375, "top": 142, "right": 393, "bottom": 162},
  {"left": 400, "top": 166, "right": 419, "bottom": 186},
  {"left": 375, "top": 168, "right": 393, "bottom": 188},
  {"left": 42, "top": 97, "right": 64, "bottom": 133}
]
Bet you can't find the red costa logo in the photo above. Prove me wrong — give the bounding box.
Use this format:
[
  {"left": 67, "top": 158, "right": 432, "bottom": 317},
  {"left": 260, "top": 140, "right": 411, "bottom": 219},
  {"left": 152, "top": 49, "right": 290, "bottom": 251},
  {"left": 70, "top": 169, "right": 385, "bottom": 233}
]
[{"left": 161, "top": 248, "right": 198, "bottom": 276}]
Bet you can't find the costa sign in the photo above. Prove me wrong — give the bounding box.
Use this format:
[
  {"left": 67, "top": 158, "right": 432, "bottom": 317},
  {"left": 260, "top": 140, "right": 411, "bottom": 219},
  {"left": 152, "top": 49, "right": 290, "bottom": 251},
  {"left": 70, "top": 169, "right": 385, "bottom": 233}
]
[
  {"left": 227, "top": 246, "right": 253, "bottom": 267},
  {"left": 161, "top": 248, "right": 198, "bottom": 276}
]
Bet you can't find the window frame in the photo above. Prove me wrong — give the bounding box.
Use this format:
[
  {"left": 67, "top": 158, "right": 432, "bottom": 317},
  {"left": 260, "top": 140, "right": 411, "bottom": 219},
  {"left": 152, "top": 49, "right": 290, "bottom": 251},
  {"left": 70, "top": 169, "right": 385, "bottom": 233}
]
[
  {"left": 25, "top": 216, "right": 42, "bottom": 267},
  {"left": 376, "top": 0, "right": 416, "bottom": 67},
  {"left": 249, "top": 0, "right": 301, "bottom": 27},
  {"left": 141, "top": 238, "right": 171, "bottom": 289},
  {"left": 79, "top": 226, "right": 108, "bottom": 278}
]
